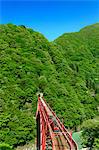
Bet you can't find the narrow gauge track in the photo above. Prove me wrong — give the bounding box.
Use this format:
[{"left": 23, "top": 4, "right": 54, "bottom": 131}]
[{"left": 54, "top": 133, "right": 68, "bottom": 150}]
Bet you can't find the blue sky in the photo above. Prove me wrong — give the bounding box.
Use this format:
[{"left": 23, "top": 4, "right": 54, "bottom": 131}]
[{"left": 0, "top": 0, "right": 99, "bottom": 41}]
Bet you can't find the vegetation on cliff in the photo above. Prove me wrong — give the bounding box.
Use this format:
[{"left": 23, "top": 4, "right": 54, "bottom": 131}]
[{"left": 0, "top": 23, "right": 99, "bottom": 148}]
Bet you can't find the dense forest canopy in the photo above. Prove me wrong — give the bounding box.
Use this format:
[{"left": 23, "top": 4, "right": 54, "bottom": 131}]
[{"left": 0, "top": 23, "right": 99, "bottom": 148}]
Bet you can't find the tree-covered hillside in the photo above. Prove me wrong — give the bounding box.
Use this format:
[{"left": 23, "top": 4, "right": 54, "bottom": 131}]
[
  {"left": 0, "top": 23, "right": 99, "bottom": 148},
  {"left": 53, "top": 23, "right": 99, "bottom": 123}
]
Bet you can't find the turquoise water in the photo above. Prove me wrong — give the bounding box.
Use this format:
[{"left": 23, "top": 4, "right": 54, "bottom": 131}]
[{"left": 72, "top": 131, "right": 83, "bottom": 150}]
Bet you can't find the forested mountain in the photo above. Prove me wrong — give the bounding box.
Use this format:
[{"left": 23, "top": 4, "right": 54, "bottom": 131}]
[{"left": 0, "top": 23, "right": 99, "bottom": 148}]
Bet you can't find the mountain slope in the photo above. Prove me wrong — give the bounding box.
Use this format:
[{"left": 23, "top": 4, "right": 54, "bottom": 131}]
[
  {"left": 0, "top": 24, "right": 52, "bottom": 146},
  {"left": 0, "top": 23, "right": 99, "bottom": 148}
]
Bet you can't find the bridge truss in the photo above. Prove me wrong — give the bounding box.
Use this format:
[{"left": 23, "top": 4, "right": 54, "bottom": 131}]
[{"left": 36, "top": 95, "right": 78, "bottom": 150}]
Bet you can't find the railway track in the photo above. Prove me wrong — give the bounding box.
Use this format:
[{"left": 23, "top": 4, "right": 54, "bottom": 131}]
[{"left": 54, "top": 133, "right": 69, "bottom": 150}]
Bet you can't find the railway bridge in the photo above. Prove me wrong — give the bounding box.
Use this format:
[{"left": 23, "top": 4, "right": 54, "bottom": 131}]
[{"left": 36, "top": 94, "right": 78, "bottom": 150}]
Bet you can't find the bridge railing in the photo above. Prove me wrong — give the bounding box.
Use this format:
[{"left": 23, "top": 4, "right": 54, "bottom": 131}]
[{"left": 38, "top": 97, "right": 57, "bottom": 150}]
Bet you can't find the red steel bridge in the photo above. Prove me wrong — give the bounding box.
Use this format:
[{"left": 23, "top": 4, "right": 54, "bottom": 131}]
[{"left": 36, "top": 94, "right": 78, "bottom": 150}]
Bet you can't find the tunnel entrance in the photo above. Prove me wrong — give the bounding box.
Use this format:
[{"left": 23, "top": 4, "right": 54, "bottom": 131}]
[{"left": 37, "top": 112, "right": 40, "bottom": 150}]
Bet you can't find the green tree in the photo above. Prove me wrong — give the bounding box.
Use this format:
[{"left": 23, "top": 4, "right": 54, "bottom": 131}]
[{"left": 81, "top": 118, "right": 99, "bottom": 149}]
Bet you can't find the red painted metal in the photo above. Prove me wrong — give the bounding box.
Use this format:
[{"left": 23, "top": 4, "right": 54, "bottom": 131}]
[{"left": 36, "top": 95, "right": 78, "bottom": 150}]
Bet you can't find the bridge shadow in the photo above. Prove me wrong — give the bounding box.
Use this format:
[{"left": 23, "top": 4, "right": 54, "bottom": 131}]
[{"left": 36, "top": 112, "right": 40, "bottom": 150}]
